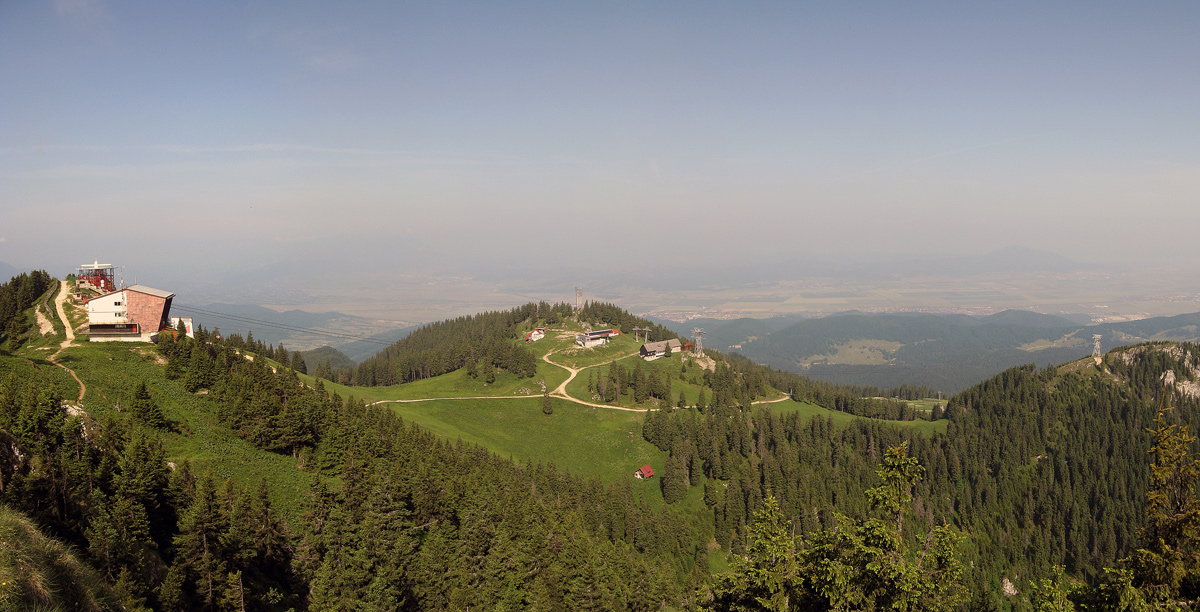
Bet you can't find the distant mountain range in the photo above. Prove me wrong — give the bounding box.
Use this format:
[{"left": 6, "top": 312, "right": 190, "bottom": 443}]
[
  {"left": 655, "top": 309, "right": 1200, "bottom": 393},
  {"left": 0, "top": 262, "right": 22, "bottom": 280},
  {"left": 185, "top": 303, "right": 415, "bottom": 363}
]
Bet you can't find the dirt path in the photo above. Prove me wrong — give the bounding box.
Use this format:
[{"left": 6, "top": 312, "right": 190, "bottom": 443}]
[
  {"left": 540, "top": 350, "right": 654, "bottom": 412},
  {"left": 48, "top": 281, "right": 86, "bottom": 402},
  {"left": 366, "top": 395, "right": 530, "bottom": 406},
  {"left": 361, "top": 349, "right": 790, "bottom": 413},
  {"left": 752, "top": 395, "right": 793, "bottom": 405},
  {"left": 364, "top": 350, "right": 648, "bottom": 412}
]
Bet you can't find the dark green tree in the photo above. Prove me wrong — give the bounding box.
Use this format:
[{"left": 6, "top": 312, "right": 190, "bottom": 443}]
[
  {"left": 708, "top": 443, "right": 969, "bottom": 611},
  {"left": 662, "top": 452, "right": 688, "bottom": 504},
  {"left": 1127, "top": 395, "right": 1200, "bottom": 600},
  {"left": 292, "top": 351, "right": 307, "bottom": 375},
  {"left": 129, "top": 381, "right": 166, "bottom": 429}
]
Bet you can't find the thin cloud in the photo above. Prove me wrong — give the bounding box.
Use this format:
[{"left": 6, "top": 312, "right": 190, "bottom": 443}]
[
  {"left": 248, "top": 25, "right": 366, "bottom": 74},
  {"left": 308, "top": 50, "right": 366, "bottom": 72},
  {"left": 160, "top": 144, "right": 398, "bottom": 155},
  {"left": 840, "top": 133, "right": 1053, "bottom": 180},
  {"left": 54, "top": 0, "right": 104, "bottom": 19},
  {"left": 0, "top": 145, "right": 113, "bottom": 154}
]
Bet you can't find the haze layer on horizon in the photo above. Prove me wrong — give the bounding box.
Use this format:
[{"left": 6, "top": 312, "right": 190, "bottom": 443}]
[{"left": 2, "top": 2, "right": 1198, "bottom": 290}]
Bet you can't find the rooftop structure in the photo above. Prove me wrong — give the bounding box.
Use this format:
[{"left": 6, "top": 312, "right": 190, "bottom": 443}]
[
  {"left": 639, "top": 338, "right": 682, "bottom": 360},
  {"left": 634, "top": 464, "right": 654, "bottom": 479},
  {"left": 575, "top": 328, "right": 618, "bottom": 348},
  {"left": 77, "top": 260, "right": 116, "bottom": 293}
]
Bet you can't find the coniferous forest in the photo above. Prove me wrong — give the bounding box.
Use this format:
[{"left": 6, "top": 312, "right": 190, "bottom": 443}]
[
  {"left": 1, "top": 281, "right": 1198, "bottom": 610},
  {"left": 0, "top": 269, "right": 54, "bottom": 350}
]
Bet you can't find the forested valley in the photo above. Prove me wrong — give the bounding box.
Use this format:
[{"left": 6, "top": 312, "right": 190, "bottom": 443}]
[{"left": 0, "top": 272, "right": 1198, "bottom": 611}]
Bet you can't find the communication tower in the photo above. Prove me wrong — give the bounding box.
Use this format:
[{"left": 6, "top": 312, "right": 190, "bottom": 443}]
[
  {"left": 1092, "top": 334, "right": 1103, "bottom": 359},
  {"left": 575, "top": 287, "right": 583, "bottom": 310},
  {"left": 691, "top": 328, "right": 705, "bottom": 355}
]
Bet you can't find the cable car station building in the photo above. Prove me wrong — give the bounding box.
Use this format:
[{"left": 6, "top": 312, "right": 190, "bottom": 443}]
[{"left": 86, "top": 285, "right": 176, "bottom": 342}]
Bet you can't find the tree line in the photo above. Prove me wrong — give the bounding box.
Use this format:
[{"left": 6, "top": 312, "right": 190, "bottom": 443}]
[
  {"left": 650, "top": 343, "right": 1200, "bottom": 608},
  {"left": 0, "top": 270, "right": 54, "bottom": 351},
  {"left": 352, "top": 303, "right": 542, "bottom": 387}
]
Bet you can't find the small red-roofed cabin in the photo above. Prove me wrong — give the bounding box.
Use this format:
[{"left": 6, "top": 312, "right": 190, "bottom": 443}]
[{"left": 634, "top": 464, "right": 654, "bottom": 479}]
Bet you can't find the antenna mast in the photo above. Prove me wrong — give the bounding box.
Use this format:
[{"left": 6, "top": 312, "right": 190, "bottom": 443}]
[
  {"left": 575, "top": 287, "right": 583, "bottom": 310},
  {"left": 1092, "top": 334, "right": 1103, "bottom": 361},
  {"left": 691, "top": 328, "right": 705, "bottom": 355}
]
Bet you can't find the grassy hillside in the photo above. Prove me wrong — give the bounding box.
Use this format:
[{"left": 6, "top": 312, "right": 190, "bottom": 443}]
[
  {"left": 10, "top": 276, "right": 1196, "bottom": 606},
  {"left": 298, "top": 344, "right": 356, "bottom": 371},
  {"left": 0, "top": 505, "right": 115, "bottom": 612},
  {"left": 8, "top": 284, "right": 948, "bottom": 526},
  {"left": 384, "top": 397, "right": 669, "bottom": 501}
]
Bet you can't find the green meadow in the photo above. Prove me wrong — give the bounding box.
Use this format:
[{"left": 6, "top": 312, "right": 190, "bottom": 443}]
[{"left": 4, "top": 292, "right": 947, "bottom": 527}]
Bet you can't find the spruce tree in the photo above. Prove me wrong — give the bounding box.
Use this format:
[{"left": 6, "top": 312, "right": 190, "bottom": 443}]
[
  {"left": 130, "top": 381, "right": 166, "bottom": 429},
  {"left": 543, "top": 390, "right": 553, "bottom": 415},
  {"left": 1128, "top": 398, "right": 1200, "bottom": 598},
  {"left": 293, "top": 351, "right": 307, "bottom": 375},
  {"left": 173, "top": 473, "right": 231, "bottom": 610}
]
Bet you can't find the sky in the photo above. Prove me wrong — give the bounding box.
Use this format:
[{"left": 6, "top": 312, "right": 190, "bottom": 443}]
[{"left": 2, "top": 1, "right": 1199, "bottom": 285}]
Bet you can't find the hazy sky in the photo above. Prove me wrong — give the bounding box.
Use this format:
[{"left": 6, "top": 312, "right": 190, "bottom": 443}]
[{"left": 2, "top": 1, "right": 1198, "bottom": 281}]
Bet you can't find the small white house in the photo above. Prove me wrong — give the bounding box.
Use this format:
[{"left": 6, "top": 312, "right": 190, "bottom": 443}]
[
  {"left": 170, "top": 316, "right": 195, "bottom": 338},
  {"left": 639, "top": 338, "right": 682, "bottom": 360},
  {"left": 575, "top": 328, "right": 617, "bottom": 348}
]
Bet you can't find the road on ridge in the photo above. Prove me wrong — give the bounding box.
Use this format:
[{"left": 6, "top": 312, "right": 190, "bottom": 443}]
[{"left": 48, "top": 281, "right": 86, "bottom": 403}]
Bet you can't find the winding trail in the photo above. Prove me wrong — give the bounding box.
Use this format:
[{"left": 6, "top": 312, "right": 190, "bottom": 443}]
[
  {"left": 366, "top": 349, "right": 647, "bottom": 411},
  {"left": 541, "top": 350, "right": 649, "bottom": 411},
  {"left": 364, "top": 345, "right": 791, "bottom": 413},
  {"left": 48, "top": 281, "right": 86, "bottom": 402}
]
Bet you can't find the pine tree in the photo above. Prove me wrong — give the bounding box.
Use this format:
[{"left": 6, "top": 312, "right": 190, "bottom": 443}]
[
  {"left": 543, "top": 390, "right": 553, "bottom": 415},
  {"left": 173, "top": 473, "right": 231, "bottom": 611},
  {"left": 129, "top": 381, "right": 166, "bottom": 429},
  {"left": 1128, "top": 396, "right": 1200, "bottom": 598},
  {"left": 293, "top": 351, "right": 307, "bottom": 375}
]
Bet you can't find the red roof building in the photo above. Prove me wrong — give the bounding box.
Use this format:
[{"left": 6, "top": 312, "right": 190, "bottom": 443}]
[{"left": 634, "top": 464, "right": 654, "bottom": 479}]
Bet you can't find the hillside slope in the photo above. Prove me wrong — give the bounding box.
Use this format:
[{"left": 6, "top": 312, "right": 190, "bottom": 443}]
[
  {"left": 0, "top": 505, "right": 115, "bottom": 611},
  {"left": 3, "top": 275, "right": 1194, "bottom": 607}
]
